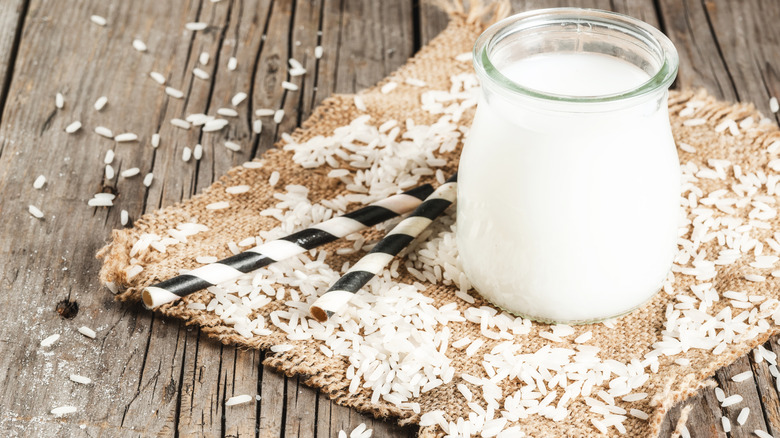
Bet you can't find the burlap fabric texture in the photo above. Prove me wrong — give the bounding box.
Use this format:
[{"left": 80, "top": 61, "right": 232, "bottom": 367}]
[{"left": 98, "top": 5, "right": 780, "bottom": 437}]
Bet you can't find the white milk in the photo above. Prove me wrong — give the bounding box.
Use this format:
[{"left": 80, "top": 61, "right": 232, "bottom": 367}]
[{"left": 457, "top": 52, "right": 680, "bottom": 323}]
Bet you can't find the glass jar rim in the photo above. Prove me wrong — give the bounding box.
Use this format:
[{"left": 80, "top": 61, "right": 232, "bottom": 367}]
[{"left": 473, "top": 8, "right": 679, "bottom": 103}]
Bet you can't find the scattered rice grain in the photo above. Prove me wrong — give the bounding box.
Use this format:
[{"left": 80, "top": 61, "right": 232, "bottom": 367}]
[
  {"left": 78, "top": 326, "right": 96, "bottom": 339},
  {"left": 165, "top": 87, "right": 184, "bottom": 99},
  {"left": 65, "top": 121, "right": 82, "bottom": 134},
  {"left": 121, "top": 168, "right": 140, "bottom": 178},
  {"left": 70, "top": 374, "right": 92, "bottom": 385},
  {"left": 94, "top": 96, "right": 108, "bottom": 111},
  {"left": 232, "top": 92, "right": 247, "bottom": 106},
  {"left": 185, "top": 22, "right": 208, "bottom": 31},
  {"left": 28, "top": 205, "right": 44, "bottom": 219},
  {"left": 171, "top": 118, "right": 191, "bottom": 130},
  {"left": 40, "top": 333, "right": 59, "bottom": 347},
  {"left": 225, "top": 394, "right": 253, "bottom": 406},
  {"left": 90, "top": 15, "right": 107, "bottom": 26},
  {"left": 150, "top": 71, "right": 166, "bottom": 85},
  {"left": 132, "top": 39, "right": 147, "bottom": 52},
  {"left": 51, "top": 406, "right": 77, "bottom": 416},
  {"left": 193, "top": 68, "right": 209, "bottom": 80}
]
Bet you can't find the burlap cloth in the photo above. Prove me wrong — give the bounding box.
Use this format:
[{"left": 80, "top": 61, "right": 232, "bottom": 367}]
[{"left": 98, "top": 4, "right": 780, "bottom": 437}]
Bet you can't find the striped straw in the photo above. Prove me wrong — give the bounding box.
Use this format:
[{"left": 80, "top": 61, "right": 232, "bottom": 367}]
[
  {"left": 309, "top": 173, "right": 458, "bottom": 322},
  {"left": 142, "top": 184, "right": 434, "bottom": 308}
]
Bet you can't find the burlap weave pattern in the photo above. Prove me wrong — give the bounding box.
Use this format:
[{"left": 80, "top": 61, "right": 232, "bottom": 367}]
[{"left": 98, "top": 6, "right": 780, "bottom": 437}]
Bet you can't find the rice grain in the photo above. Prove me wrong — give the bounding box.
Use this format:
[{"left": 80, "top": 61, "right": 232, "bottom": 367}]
[
  {"left": 90, "top": 15, "right": 107, "bottom": 26},
  {"left": 65, "top": 121, "right": 82, "bottom": 133},
  {"left": 28, "top": 205, "right": 44, "bottom": 219},
  {"left": 121, "top": 168, "right": 140, "bottom": 178},
  {"left": 231, "top": 92, "right": 247, "bottom": 106},
  {"left": 171, "top": 118, "right": 191, "bottom": 130},
  {"left": 738, "top": 407, "right": 750, "bottom": 425},
  {"left": 70, "top": 374, "right": 92, "bottom": 385},
  {"left": 51, "top": 406, "right": 77, "bottom": 416},
  {"left": 114, "top": 133, "right": 138, "bottom": 142},
  {"left": 217, "top": 108, "right": 238, "bottom": 117},
  {"left": 132, "top": 39, "right": 147, "bottom": 52},
  {"left": 40, "top": 333, "right": 60, "bottom": 347},
  {"left": 185, "top": 22, "right": 208, "bottom": 31},
  {"left": 165, "top": 87, "right": 184, "bottom": 99},
  {"left": 206, "top": 201, "right": 229, "bottom": 210},
  {"left": 193, "top": 68, "right": 210, "bottom": 80},
  {"left": 226, "top": 185, "right": 250, "bottom": 194},
  {"left": 722, "top": 394, "right": 743, "bottom": 407},
  {"left": 224, "top": 394, "right": 253, "bottom": 406},
  {"left": 94, "top": 96, "right": 108, "bottom": 111},
  {"left": 150, "top": 71, "right": 166, "bottom": 85},
  {"left": 381, "top": 82, "right": 398, "bottom": 94},
  {"left": 78, "top": 326, "right": 97, "bottom": 339}
]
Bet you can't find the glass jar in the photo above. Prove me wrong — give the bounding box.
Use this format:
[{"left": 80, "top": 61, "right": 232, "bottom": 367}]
[{"left": 457, "top": 8, "right": 680, "bottom": 324}]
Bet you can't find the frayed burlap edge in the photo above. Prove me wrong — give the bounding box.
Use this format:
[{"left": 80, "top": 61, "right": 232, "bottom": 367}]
[{"left": 97, "top": 2, "right": 780, "bottom": 436}]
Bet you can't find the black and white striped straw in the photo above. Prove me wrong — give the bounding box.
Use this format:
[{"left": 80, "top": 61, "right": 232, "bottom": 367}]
[
  {"left": 142, "top": 184, "right": 435, "bottom": 308},
  {"left": 309, "top": 173, "right": 458, "bottom": 322}
]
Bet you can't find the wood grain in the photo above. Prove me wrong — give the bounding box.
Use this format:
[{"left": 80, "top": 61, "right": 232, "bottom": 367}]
[
  {"left": 1, "top": 0, "right": 780, "bottom": 436},
  {"left": 0, "top": 0, "right": 26, "bottom": 123}
]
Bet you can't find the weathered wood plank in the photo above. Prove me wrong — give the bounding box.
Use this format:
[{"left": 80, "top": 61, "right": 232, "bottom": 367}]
[
  {"left": 657, "top": 0, "right": 736, "bottom": 101},
  {"left": 761, "top": 338, "right": 780, "bottom": 436},
  {"left": 717, "top": 357, "right": 770, "bottom": 437},
  {"left": 259, "top": 364, "right": 285, "bottom": 437},
  {"left": 0, "top": 0, "right": 212, "bottom": 436},
  {"left": 0, "top": 0, "right": 27, "bottom": 124},
  {"left": 658, "top": 1, "right": 780, "bottom": 436},
  {"left": 700, "top": 0, "right": 780, "bottom": 121},
  {"left": 418, "top": 0, "right": 449, "bottom": 48}
]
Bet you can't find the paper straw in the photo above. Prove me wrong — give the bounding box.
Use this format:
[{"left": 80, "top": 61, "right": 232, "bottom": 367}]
[
  {"left": 142, "top": 184, "right": 434, "bottom": 308},
  {"left": 309, "top": 173, "right": 457, "bottom": 322}
]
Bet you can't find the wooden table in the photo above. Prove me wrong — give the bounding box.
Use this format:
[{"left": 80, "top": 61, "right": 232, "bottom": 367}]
[{"left": 0, "top": 0, "right": 778, "bottom": 436}]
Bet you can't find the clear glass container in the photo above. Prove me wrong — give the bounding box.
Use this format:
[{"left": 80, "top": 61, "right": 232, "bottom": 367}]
[{"left": 456, "top": 8, "right": 680, "bottom": 324}]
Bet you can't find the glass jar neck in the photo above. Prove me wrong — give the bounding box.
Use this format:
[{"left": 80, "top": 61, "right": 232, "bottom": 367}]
[{"left": 473, "top": 8, "right": 679, "bottom": 112}]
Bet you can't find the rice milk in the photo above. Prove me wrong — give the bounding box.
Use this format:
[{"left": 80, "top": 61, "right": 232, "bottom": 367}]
[{"left": 457, "top": 52, "right": 680, "bottom": 323}]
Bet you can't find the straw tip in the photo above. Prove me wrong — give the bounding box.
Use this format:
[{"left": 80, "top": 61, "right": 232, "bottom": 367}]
[
  {"left": 141, "top": 288, "right": 155, "bottom": 308},
  {"left": 309, "top": 306, "right": 328, "bottom": 323},
  {"left": 142, "top": 286, "right": 180, "bottom": 309}
]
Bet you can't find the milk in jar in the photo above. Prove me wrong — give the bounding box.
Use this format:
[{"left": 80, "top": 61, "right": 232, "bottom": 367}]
[{"left": 457, "top": 9, "right": 680, "bottom": 323}]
